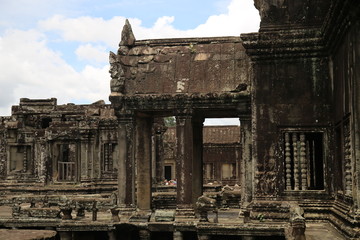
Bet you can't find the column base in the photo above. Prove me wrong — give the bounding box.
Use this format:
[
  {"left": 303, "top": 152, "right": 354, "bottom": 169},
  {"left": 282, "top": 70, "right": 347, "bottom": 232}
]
[
  {"left": 175, "top": 206, "right": 196, "bottom": 220},
  {"left": 129, "top": 210, "right": 151, "bottom": 222}
]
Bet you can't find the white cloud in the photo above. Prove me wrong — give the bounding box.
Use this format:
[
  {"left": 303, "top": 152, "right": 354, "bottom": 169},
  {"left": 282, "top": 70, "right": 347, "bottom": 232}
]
[
  {"left": 76, "top": 44, "right": 108, "bottom": 63},
  {"left": 39, "top": 15, "right": 139, "bottom": 48},
  {"left": 37, "top": 0, "right": 259, "bottom": 45},
  {"left": 188, "top": 0, "right": 260, "bottom": 36},
  {"left": 0, "top": 0, "right": 260, "bottom": 116},
  {"left": 0, "top": 29, "right": 110, "bottom": 116}
]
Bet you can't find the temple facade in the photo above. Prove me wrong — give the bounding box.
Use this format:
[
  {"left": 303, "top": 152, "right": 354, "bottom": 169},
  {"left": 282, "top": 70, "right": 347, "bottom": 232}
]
[{"left": 0, "top": 0, "right": 360, "bottom": 239}]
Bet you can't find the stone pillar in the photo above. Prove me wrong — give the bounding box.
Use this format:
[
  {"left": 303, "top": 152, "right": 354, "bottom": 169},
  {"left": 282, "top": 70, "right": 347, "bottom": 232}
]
[
  {"left": 136, "top": 116, "right": 153, "bottom": 210},
  {"left": 117, "top": 112, "right": 136, "bottom": 207},
  {"left": 108, "top": 231, "right": 116, "bottom": 240},
  {"left": 138, "top": 229, "right": 150, "bottom": 240},
  {"left": 240, "top": 118, "right": 253, "bottom": 205},
  {"left": 59, "top": 232, "right": 72, "bottom": 240},
  {"left": 197, "top": 234, "right": 211, "bottom": 240},
  {"left": 176, "top": 113, "right": 203, "bottom": 208},
  {"left": 242, "top": 237, "right": 255, "bottom": 240},
  {"left": 353, "top": 23, "right": 360, "bottom": 211},
  {"left": 154, "top": 119, "right": 166, "bottom": 183},
  {"left": 192, "top": 117, "right": 204, "bottom": 205},
  {"left": 173, "top": 231, "right": 183, "bottom": 240}
]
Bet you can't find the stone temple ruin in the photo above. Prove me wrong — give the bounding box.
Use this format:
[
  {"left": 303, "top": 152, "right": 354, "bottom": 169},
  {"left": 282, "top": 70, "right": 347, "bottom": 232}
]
[{"left": 0, "top": 0, "right": 360, "bottom": 239}]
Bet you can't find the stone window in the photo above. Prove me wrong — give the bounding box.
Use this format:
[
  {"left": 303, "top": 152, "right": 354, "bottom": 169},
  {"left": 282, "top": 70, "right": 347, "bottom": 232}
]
[
  {"left": 204, "top": 163, "right": 214, "bottom": 180},
  {"left": 221, "top": 163, "right": 236, "bottom": 180},
  {"left": 284, "top": 131, "right": 324, "bottom": 191},
  {"left": 164, "top": 165, "right": 172, "bottom": 181},
  {"left": 102, "top": 143, "right": 116, "bottom": 172},
  {"left": 57, "top": 143, "right": 76, "bottom": 181},
  {"left": 9, "top": 145, "right": 31, "bottom": 173},
  {"left": 41, "top": 117, "right": 52, "bottom": 128}
]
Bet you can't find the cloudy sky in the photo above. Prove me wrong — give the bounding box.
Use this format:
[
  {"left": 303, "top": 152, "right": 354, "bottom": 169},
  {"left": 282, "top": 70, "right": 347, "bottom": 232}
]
[{"left": 0, "top": 0, "right": 260, "bottom": 122}]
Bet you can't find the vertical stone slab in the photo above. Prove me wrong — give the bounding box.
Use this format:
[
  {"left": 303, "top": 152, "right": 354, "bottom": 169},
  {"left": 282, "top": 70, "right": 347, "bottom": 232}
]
[
  {"left": 197, "top": 234, "right": 211, "bottom": 240},
  {"left": 80, "top": 140, "right": 88, "bottom": 180},
  {"left": 350, "top": 25, "right": 360, "bottom": 211},
  {"left": 173, "top": 231, "right": 183, "bottom": 240},
  {"left": 176, "top": 113, "right": 203, "bottom": 208},
  {"left": 107, "top": 231, "right": 116, "bottom": 240},
  {"left": 192, "top": 117, "right": 204, "bottom": 205},
  {"left": 353, "top": 25, "right": 360, "bottom": 210},
  {"left": 240, "top": 118, "right": 253, "bottom": 205},
  {"left": 154, "top": 119, "right": 166, "bottom": 183},
  {"left": 176, "top": 114, "right": 194, "bottom": 207},
  {"left": 138, "top": 229, "right": 150, "bottom": 240},
  {"left": 117, "top": 113, "right": 135, "bottom": 207},
  {"left": 59, "top": 232, "right": 72, "bottom": 240},
  {"left": 136, "top": 117, "right": 153, "bottom": 210}
]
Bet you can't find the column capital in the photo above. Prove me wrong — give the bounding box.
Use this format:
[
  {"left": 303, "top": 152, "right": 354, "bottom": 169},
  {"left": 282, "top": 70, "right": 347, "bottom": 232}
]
[
  {"left": 115, "top": 108, "right": 134, "bottom": 120},
  {"left": 175, "top": 108, "right": 193, "bottom": 117},
  {"left": 138, "top": 229, "right": 150, "bottom": 240},
  {"left": 239, "top": 116, "right": 251, "bottom": 124}
]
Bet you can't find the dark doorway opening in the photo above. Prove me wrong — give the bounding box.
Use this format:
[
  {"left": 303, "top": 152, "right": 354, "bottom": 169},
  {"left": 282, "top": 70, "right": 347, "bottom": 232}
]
[{"left": 164, "top": 165, "right": 172, "bottom": 181}]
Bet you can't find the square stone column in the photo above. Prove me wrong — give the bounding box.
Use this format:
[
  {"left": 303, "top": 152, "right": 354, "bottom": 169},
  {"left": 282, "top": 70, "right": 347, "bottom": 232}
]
[
  {"left": 136, "top": 116, "right": 153, "bottom": 210},
  {"left": 153, "top": 118, "right": 166, "bottom": 183},
  {"left": 240, "top": 118, "right": 253, "bottom": 205},
  {"left": 176, "top": 113, "right": 204, "bottom": 208},
  {"left": 117, "top": 113, "right": 136, "bottom": 207}
]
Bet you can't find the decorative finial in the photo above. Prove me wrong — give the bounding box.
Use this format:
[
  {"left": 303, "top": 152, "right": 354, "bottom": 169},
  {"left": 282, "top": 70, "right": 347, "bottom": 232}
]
[{"left": 120, "top": 19, "right": 136, "bottom": 46}]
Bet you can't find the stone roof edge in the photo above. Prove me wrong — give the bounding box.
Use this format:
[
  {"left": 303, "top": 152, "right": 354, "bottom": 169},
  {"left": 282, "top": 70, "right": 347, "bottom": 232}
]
[{"left": 133, "top": 36, "right": 243, "bottom": 46}]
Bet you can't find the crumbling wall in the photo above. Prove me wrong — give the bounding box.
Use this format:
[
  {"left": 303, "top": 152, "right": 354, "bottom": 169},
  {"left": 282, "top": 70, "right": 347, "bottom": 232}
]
[
  {"left": 0, "top": 119, "right": 8, "bottom": 180},
  {"left": 0, "top": 98, "right": 119, "bottom": 185},
  {"left": 110, "top": 21, "right": 251, "bottom": 96}
]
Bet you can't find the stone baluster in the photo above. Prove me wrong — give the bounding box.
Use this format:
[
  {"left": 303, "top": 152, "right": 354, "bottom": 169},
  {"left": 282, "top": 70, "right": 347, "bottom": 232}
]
[
  {"left": 91, "top": 201, "right": 98, "bottom": 221},
  {"left": 104, "top": 143, "right": 109, "bottom": 171},
  {"left": 139, "top": 230, "right": 150, "bottom": 240},
  {"left": 285, "top": 133, "right": 292, "bottom": 190},
  {"left": 23, "top": 146, "right": 27, "bottom": 172},
  {"left": 344, "top": 124, "right": 352, "bottom": 196},
  {"left": 292, "top": 133, "right": 299, "bottom": 191},
  {"left": 108, "top": 143, "right": 113, "bottom": 170},
  {"left": 300, "top": 133, "right": 308, "bottom": 190}
]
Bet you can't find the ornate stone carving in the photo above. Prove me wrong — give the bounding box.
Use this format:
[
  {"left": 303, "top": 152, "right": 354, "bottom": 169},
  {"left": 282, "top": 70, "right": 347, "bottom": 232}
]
[
  {"left": 109, "top": 51, "right": 125, "bottom": 94},
  {"left": 195, "top": 195, "right": 217, "bottom": 222},
  {"left": 286, "top": 203, "right": 306, "bottom": 240}
]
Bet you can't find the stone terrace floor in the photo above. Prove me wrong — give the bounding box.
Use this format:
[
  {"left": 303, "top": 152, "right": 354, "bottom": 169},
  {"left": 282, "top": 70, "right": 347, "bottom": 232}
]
[{"left": 0, "top": 206, "right": 348, "bottom": 239}]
